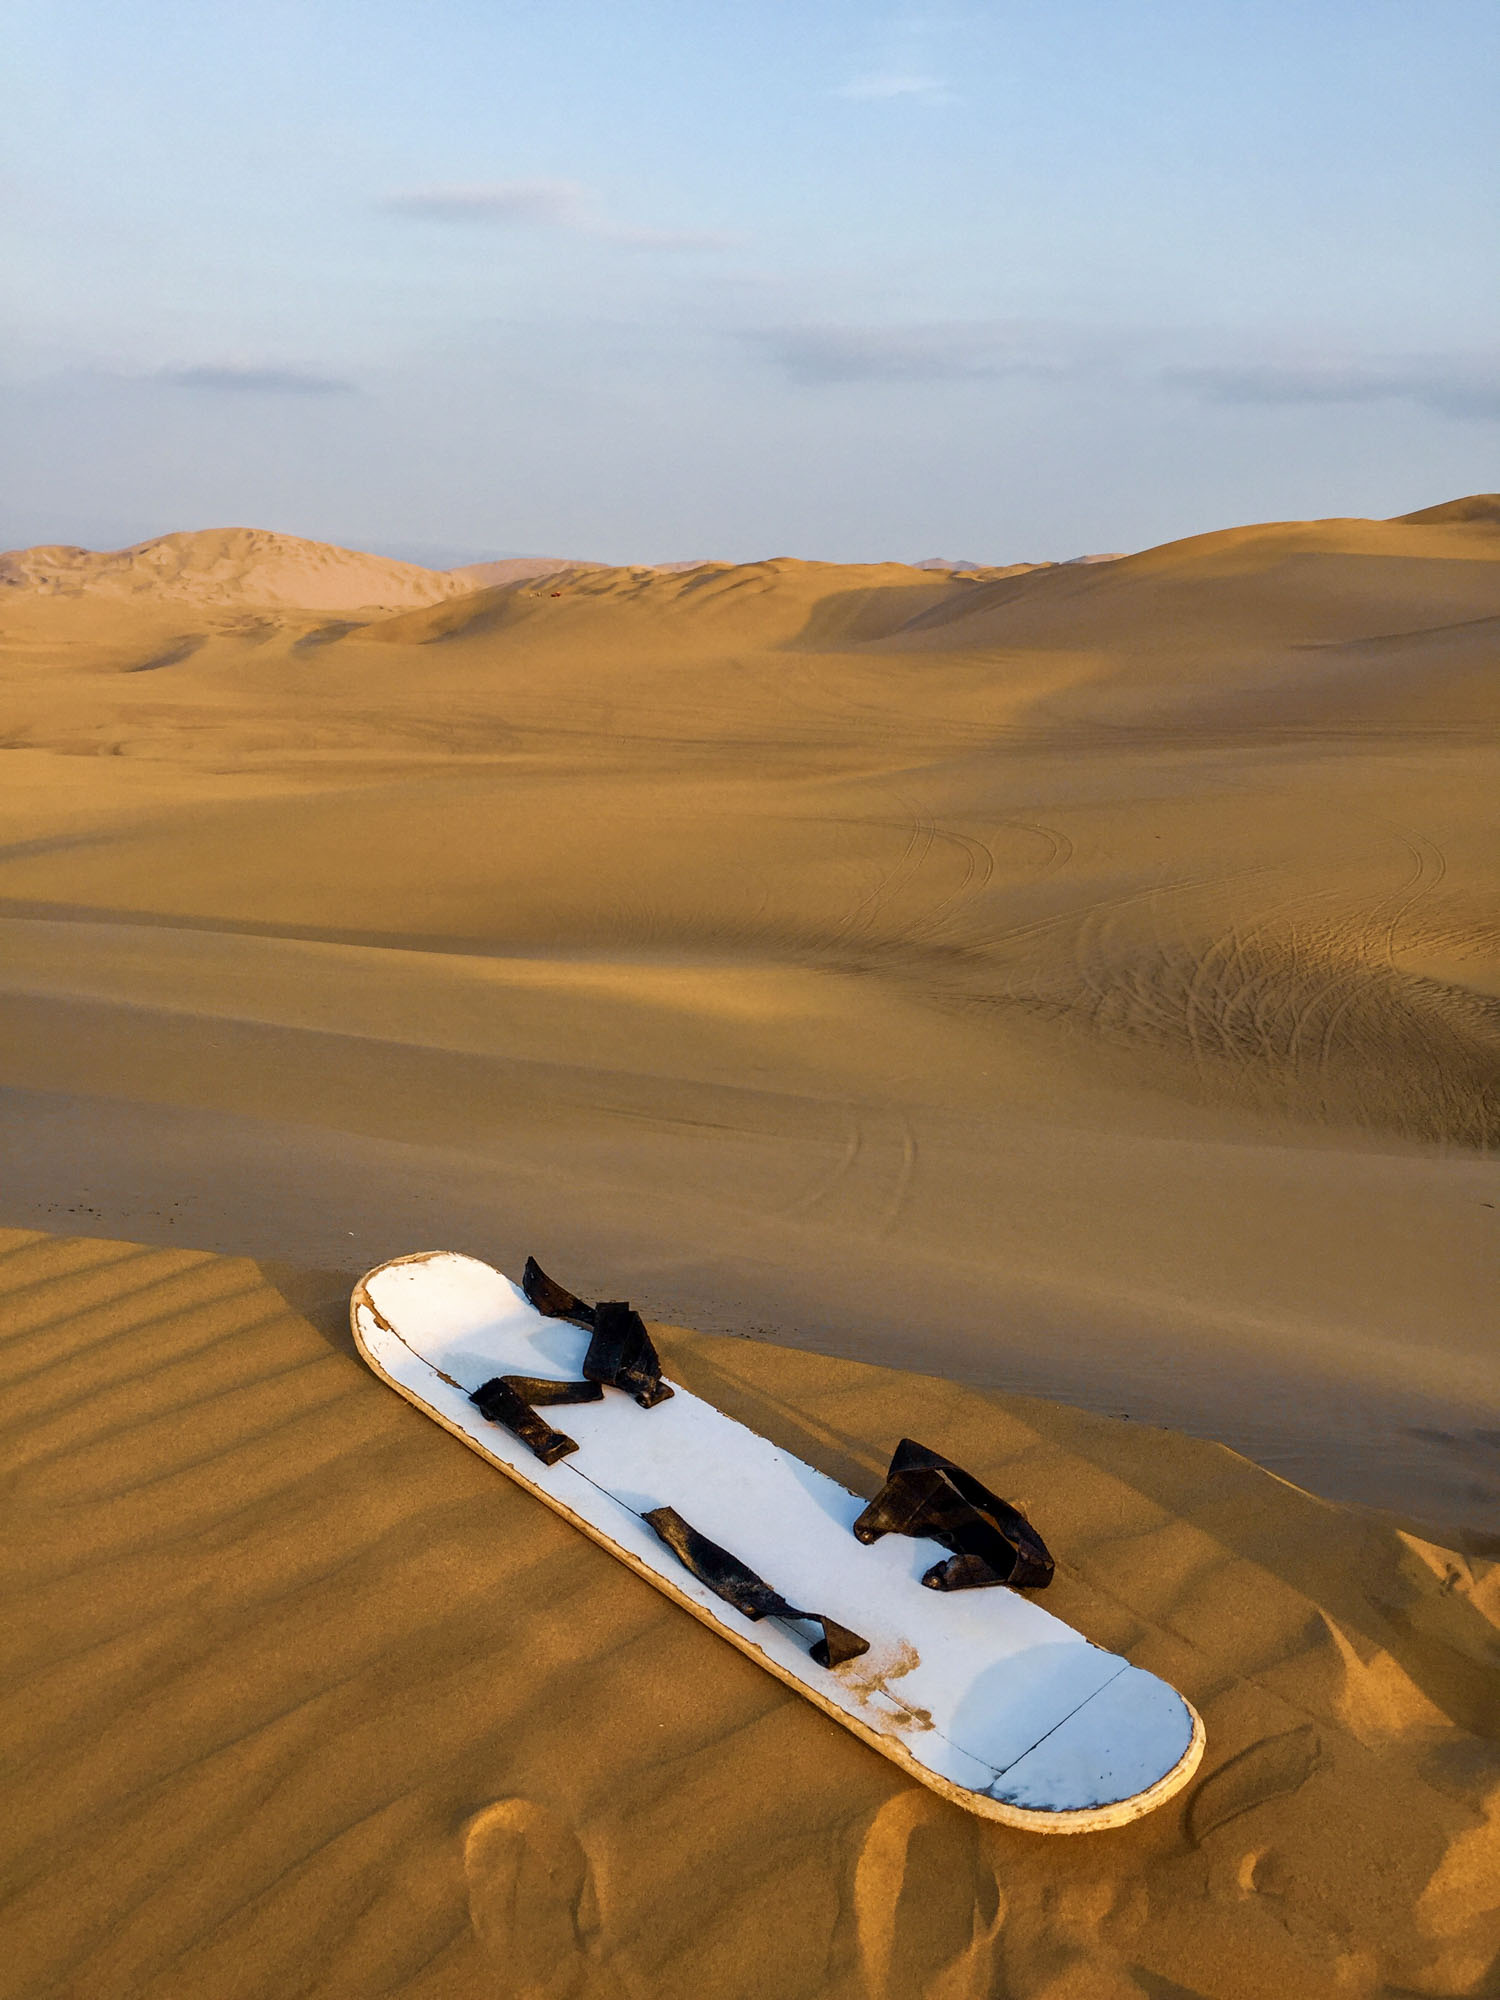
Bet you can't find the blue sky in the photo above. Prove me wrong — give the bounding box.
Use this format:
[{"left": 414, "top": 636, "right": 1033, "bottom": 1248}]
[{"left": 5, "top": 0, "right": 1497, "bottom": 563}]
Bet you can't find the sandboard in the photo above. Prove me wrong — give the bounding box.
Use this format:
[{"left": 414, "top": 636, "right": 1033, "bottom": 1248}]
[{"left": 351, "top": 1251, "right": 1204, "bottom": 1832}]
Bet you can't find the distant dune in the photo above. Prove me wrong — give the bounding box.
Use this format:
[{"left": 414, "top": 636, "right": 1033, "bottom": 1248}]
[
  {"left": 0, "top": 525, "right": 470, "bottom": 612},
  {"left": 916, "top": 554, "right": 1126, "bottom": 571},
  {"left": 445, "top": 554, "right": 607, "bottom": 590},
  {"left": 0, "top": 528, "right": 1093, "bottom": 616},
  {"left": 355, "top": 554, "right": 993, "bottom": 649}
]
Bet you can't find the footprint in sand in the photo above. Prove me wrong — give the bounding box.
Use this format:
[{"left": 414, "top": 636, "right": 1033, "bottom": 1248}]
[
  {"left": 1187, "top": 1724, "right": 1322, "bottom": 1847},
  {"left": 851, "top": 1790, "right": 1006, "bottom": 2000},
  {"left": 463, "top": 1797, "right": 596, "bottom": 1999}
]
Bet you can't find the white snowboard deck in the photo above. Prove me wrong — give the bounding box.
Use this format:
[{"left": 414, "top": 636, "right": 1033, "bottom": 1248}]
[{"left": 352, "top": 1252, "right": 1204, "bottom": 1831}]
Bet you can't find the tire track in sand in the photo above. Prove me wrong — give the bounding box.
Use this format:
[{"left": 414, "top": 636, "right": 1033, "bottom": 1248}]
[{"left": 778, "top": 1103, "right": 918, "bottom": 1240}]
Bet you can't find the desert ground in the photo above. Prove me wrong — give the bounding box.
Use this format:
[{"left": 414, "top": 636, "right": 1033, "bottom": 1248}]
[{"left": 2, "top": 500, "right": 1499, "bottom": 1996}]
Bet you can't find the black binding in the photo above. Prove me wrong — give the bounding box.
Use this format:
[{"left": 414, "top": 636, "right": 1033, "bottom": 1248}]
[
  {"left": 522, "top": 1257, "right": 673, "bottom": 1408},
  {"left": 851, "top": 1437, "right": 1054, "bottom": 1591},
  {"left": 643, "top": 1506, "right": 869, "bottom": 1669},
  {"left": 520, "top": 1256, "right": 596, "bottom": 1330},
  {"left": 583, "top": 1300, "right": 673, "bottom": 1408},
  {"left": 469, "top": 1374, "right": 603, "bottom": 1466}
]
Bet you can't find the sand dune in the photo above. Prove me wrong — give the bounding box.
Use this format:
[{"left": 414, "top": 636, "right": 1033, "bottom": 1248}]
[
  {"left": 1, "top": 500, "right": 1498, "bottom": 1991},
  {"left": 357, "top": 555, "right": 986, "bottom": 651},
  {"left": 445, "top": 556, "right": 607, "bottom": 591},
  {"left": 3, "top": 1226, "right": 1499, "bottom": 1999},
  {"left": 0, "top": 526, "right": 472, "bottom": 613},
  {"left": 0, "top": 505, "right": 1496, "bottom": 1522},
  {"left": 1397, "top": 494, "right": 1500, "bottom": 526}
]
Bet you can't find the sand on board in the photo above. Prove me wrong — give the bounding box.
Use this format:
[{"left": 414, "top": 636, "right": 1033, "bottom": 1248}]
[{"left": 352, "top": 1250, "right": 1205, "bottom": 1832}]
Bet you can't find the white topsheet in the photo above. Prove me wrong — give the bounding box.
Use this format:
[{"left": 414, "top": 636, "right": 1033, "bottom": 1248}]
[{"left": 356, "top": 1252, "right": 1195, "bottom": 1813}]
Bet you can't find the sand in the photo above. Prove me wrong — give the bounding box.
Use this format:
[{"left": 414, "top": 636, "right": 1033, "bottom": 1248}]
[
  {"left": 445, "top": 558, "right": 608, "bottom": 592},
  {"left": 0, "top": 528, "right": 472, "bottom": 612},
  {"left": 1, "top": 505, "right": 1498, "bottom": 1993},
  {"left": 3, "top": 1227, "right": 1498, "bottom": 1998}
]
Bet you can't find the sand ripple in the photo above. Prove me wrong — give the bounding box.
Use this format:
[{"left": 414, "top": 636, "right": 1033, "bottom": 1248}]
[{"left": 4, "top": 1229, "right": 1500, "bottom": 1998}]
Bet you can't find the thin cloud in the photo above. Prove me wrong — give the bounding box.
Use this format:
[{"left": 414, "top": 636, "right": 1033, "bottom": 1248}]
[
  {"left": 383, "top": 179, "right": 587, "bottom": 226},
  {"left": 603, "top": 223, "right": 739, "bottom": 252},
  {"left": 836, "top": 71, "right": 951, "bottom": 100},
  {"left": 747, "top": 322, "right": 1076, "bottom": 386},
  {"left": 384, "top": 178, "right": 733, "bottom": 251},
  {"left": 158, "top": 365, "right": 355, "bottom": 395},
  {"left": 1169, "top": 356, "right": 1500, "bottom": 422}
]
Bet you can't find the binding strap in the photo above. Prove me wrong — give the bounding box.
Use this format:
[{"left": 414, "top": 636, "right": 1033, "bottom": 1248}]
[
  {"left": 470, "top": 1374, "right": 603, "bottom": 1466},
  {"left": 852, "top": 1437, "right": 1054, "bottom": 1591},
  {"left": 644, "top": 1506, "right": 869, "bottom": 1669},
  {"left": 582, "top": 1301, "right": 673, "bottom": 1408},
  {"left": 522, "top": 1257, "right": 673, "bottom": 1408},
  {"left": 520, "top": 1256, "right": 595, "bottom": 1330}
]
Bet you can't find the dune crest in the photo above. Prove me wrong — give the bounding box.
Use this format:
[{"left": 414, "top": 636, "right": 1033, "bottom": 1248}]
[
  {"left": 355, "top": 554, "right": 996, "bottom": 648},
  {"left": 1395, "top": 492, "right": 1500, "bottom": 527},
  {"left": 446, "top": 555, "right": 607, "bottom": 590}
]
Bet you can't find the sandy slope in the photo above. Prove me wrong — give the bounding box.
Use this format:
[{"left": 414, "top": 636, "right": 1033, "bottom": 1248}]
[
  {"left": 2, "top": 1226, "right": 1498, "bottom": 2000},
  {"left": 0, "top": 509, "right": 1496, "bottom": 1527},
  {"left": 0, "top": 503, "right": 1498, "bottom": 1990}
]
